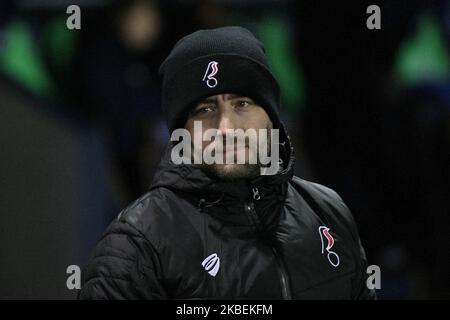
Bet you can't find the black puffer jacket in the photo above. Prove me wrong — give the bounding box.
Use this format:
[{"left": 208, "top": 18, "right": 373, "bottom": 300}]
[{"left": 79, "top": 126, "right": 376, "bottom": 299}]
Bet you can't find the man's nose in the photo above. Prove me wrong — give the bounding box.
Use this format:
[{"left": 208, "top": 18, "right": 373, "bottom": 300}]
[
  {"left": 216, "top": 111, "right": 235, "bottom": 134},
  {"left": 215, "top": 97, "right": 237, "bottom": 133}
]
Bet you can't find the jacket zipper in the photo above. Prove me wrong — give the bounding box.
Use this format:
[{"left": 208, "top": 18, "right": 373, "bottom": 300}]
[
  {"left": 270, "top": 246, "right": 291, "bottom": 300},
  {"left": 244, "top": 199, "right": 292, "bottom": 300}
]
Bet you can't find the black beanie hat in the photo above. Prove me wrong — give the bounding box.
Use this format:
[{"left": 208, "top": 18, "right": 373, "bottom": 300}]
[{"left": 159, "top": 26, "right": 281, "bottom": 132}]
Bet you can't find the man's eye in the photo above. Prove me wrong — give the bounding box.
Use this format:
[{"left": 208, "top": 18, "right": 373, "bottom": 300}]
[
  {"left": 193, "top": 105, "right": 213, "bottom": 115},
  {"left": 237, "top": 100, "right": 250, "bottom": 108}
]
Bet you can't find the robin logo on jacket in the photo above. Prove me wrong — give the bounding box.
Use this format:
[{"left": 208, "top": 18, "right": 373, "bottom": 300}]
[
  {"left": 319, "top": 226, "right": 340, "bottom": 267},
  {"left": 202, "top": 61, "right": 219, "bottom": 88}
]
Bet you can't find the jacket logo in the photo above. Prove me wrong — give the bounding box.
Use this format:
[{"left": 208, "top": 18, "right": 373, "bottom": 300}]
[
  {"left": 319, "top": 226, "right": 340, "bottom": 267},
  {"left": 202, "top": 61, "right": 219, "bottom": 88},
  {"left": 201, "top": 253, "right": 220, "bottom": 277}
]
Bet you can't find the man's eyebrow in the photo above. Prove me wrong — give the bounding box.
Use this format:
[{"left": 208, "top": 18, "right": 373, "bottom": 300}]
[
  {"left": 228, "top": 93, "right": 245, "bottom": 100},
  {"left": 196, "top": 97, "right": 217, "bottom": 105},
  {"left": 228, "top": 94, "right": 252, "bottom": 100},
  {"left": 195, "top": 94, "right": 252, "bottom": 105}
]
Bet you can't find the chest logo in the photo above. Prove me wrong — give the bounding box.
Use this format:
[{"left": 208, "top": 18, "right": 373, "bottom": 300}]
[
  {"left": 319, "top": 226, "right": 340, "bottom": 267},
  {"left": 202, "top": 61, "right": 219, "bottom": 88},
  {"left": 201, "top": 253, "right": 220, "bottom": 277}
]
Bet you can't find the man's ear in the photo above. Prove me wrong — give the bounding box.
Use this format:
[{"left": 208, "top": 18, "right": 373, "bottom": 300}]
[
  {"left": 264, "top": 114, "right": 274, "bottom": 130},
  {"left": 184, "top": 119, "right": 192, "bottom": 130}
]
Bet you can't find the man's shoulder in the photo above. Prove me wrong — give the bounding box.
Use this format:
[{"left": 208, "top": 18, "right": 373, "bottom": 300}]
[
  {"left": 289, "top": 176, "right": 345, "bottom": 205},
  {"left": 112, "top": 187, "right": 180, "bottom": 240},
  {"left": 288, "top": 176, "right": 357, "bottom": 234}
]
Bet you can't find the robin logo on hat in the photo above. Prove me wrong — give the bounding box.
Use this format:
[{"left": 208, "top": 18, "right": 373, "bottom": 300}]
[{"left": 202, "top": 61, "right": 219, "bottom": 88}]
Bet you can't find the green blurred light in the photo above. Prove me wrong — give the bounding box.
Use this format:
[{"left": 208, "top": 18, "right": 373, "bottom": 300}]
[
  {"left": 0, "top": 19, "right": 56, "bottom": 96},
  {"left": 43, "top": 15, "right": 77, "bottom": 68},
  {"left": 394, "top": 13, "right": 450, "bottom": 86},
  {"left": 258, "top": 15, "right": 304, "bottom": 114}
]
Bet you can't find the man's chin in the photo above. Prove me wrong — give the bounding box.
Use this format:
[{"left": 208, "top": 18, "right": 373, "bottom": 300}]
[{"left": 202, "top": 163, "right": 260, "bottom": 181}]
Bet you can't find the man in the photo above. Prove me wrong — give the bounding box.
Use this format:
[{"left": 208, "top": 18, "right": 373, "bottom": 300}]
[{"left": 79, "top": 26, "right": 376, "bottom": 299}]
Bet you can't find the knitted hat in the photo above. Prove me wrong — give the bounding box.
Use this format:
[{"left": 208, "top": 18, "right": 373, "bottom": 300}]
[{"left": 159, "top": 26, "right": 281, "bottom": 132}]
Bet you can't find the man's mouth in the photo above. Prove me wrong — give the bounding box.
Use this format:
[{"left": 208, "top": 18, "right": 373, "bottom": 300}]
[{"left": 221, "top": 145, "right": 248, "bottom": 162}]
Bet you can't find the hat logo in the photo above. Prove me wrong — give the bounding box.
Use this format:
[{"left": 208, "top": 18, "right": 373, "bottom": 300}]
[{"left": 202, "top": 61, "right": 219, "bottom": 88}]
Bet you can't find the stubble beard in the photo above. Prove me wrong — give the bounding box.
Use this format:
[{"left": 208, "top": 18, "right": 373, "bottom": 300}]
[{"left": 200, "top": 125, "right": 272, "bottom": 182}]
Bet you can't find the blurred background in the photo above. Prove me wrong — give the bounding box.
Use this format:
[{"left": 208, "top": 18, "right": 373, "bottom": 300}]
[{"left": 0, "top": 0, "right": 449, "bottom": 299}]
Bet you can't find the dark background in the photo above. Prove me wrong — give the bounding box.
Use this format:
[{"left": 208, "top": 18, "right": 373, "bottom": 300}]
[{"left": 1, "top": 0, "right": 449, "bottom": 299}]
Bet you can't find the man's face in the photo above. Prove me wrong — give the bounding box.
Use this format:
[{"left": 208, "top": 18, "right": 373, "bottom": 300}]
[{"left": 184, "top": 93, "right": 273, "bottom": 181}]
